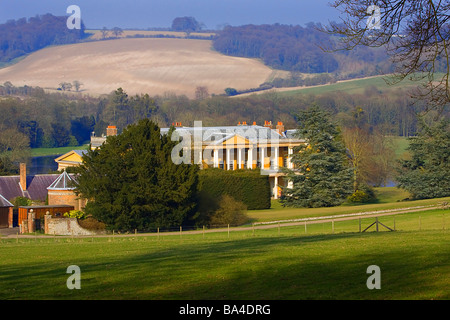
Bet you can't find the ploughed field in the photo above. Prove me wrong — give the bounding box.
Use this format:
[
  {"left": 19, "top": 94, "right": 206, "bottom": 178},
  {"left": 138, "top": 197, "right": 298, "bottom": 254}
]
[{"left": 0, "top": 38, "right": 273, "bottom": 98}]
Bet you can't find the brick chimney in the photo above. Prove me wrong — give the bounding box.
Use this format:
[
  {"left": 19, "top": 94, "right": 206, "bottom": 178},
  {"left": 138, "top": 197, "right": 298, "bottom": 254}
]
[
  {"left": 20, "top": 163, "right": 27, "bottom": 191},
  {"left": 276, "top": 122, "right": 285, "bottom": 135},
  {"left": 106, "top": 125, "right": 118, "bottom": 137},
  {"left": 264, "top": 120, "right": 273, "bottom": 129}
]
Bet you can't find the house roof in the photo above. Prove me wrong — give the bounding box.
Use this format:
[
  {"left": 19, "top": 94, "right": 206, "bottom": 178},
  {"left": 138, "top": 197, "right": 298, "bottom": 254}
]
[
  {"left": 160, "top": 125, "right": 304, "bottom": 145},
  {"left": 0, "top": 174, "right": 60, "bottom": 202},
  {"left": 55, "top": 149, "right": 87, "bottom": 163},
  {"left": 0, "top": 193, "right": 13, "bottom": 207},
  {"left": 47, "top": 171, "right": 76, "bottom": 190}
]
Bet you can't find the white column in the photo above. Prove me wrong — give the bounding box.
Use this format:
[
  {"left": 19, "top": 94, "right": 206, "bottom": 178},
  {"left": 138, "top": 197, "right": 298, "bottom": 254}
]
[
  {"left": 247, "top": 147, "right": 253, "bottom": 169},
  {"left": 274, "top": 176, "right": 279, "bottom": 199},
  {"left": 274, "top": 146, "right": 279, "bottom": 170},
  {"left": 260, "top": 146, "right": 266, "bottom": 169},
  {"left": 238, "top": 148, "right": 243, "bottom": 169},
  {"left": 288, "top": 147, "right": 293, "bottom": 169},
  {"left": 226, "top": 148, "right": 231, "bottom": 171},
  {"left": 214, "top": 148, "right": 219, "bottom": 168}
]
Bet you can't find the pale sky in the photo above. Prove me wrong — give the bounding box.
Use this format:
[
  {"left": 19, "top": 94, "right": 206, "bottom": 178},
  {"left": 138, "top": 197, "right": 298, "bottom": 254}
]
[{"left": 0, "top": 0, "right": 341, "bottom": 29}]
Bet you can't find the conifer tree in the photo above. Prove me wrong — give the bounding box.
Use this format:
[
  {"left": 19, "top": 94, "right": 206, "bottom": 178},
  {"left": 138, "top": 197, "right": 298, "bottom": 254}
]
[
  {"left": 73, "top": 119, "right": 199, "bottom": 231},
  {"left": 396, "top": 118, "right": 450, "bottom": 199},
  {"left": 281, "top": 106, "right": 353, "bottom": 207}
]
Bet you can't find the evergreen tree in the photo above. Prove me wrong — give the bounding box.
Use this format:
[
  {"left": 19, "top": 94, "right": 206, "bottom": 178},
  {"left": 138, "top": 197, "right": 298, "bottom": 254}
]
[
  {"left": 396, "top": 118, "right": 450, "bottom": 199},
  {"left": 281, "top": 106, "right": 353, "bottom": 207},
  {"left": 73, "top": 119, "right": 199, "bottom": 231}
]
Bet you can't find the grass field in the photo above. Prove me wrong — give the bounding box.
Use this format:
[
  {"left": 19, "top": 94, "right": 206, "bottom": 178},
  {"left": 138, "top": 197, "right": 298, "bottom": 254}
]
[
  {"left": 0, "top": 209, "right": 448, "bottom": 300},
  {"left": 248, "top": 187, "right": 449, "bottom": 223},
  {"left": 0, "top": 38, "right": 272, "bottom": 98},
  {"left": 30, "top": 144, "right": 89, "bottom": 157}
]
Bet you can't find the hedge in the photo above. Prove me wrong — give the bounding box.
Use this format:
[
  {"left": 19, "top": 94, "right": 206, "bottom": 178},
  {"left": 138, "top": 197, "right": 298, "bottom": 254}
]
[{"left": 198, "top": 168, "right": 271, "bottom": 210}]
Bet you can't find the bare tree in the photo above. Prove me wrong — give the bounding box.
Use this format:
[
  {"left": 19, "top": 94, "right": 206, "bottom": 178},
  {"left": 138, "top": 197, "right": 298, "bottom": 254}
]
[
  {"left": 111, "top": 27, "right": 124, "bottom": 38},
  {"left": 100, "top": 27, "right": 109, "bottom": 39},
  {"left": 72, "top": 80, "right": 83, "bottom": 92},
  {"left": 195, "top": 86, "right": 209, "bottom": 100},
  {"left": 324, "top": 0, "right": 450, "bottom": 113}
]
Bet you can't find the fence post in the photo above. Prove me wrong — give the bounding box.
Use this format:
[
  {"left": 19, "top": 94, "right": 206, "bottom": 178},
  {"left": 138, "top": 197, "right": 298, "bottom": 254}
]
[
  {"left": 393, "top": 217, "right": 396, "bottom": 231},
  {"left": 278, "top": 222, "right": 280, "bottom": 236},
  {"left": 359, "top": 218, "right": 361, "bottom": 233},
  {"left": 157, "top": 227, "right": 160, "bottom": 241},
  {"left": 180, "top": 226, "right": 182, "bottom": 239},
  {"left": 332, "top": 220, "right": 334, "bottom": 234},
  {"left": 228, "top": 224, "right": 230, "bottom": 239},
  {"left": 304, "top": 222, "right": 307, "bottom": 234},
  {"left": 376, "top": 217, "right": 379, "bottom": 232}
]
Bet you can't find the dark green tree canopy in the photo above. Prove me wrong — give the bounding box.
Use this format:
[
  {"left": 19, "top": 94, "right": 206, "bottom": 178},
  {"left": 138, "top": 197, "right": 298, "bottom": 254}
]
[
  {"left": 281, "top": 106, "right": 353, "bottom": 208},
  {"left": 396, "top": 118, "right": 450, "bottom": 199},
  {"left": 73, "top": 119, "right": 199, "bottom": 231},
  {"left": 171, "top": 17, "right": 202, "bottom": 33}
]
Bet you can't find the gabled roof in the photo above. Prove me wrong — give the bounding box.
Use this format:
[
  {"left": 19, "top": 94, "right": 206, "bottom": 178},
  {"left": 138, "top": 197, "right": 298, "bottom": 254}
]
[
  {"left": 54, "top": 149, "right": 87, "bottom": 163},
  {"left": 47, "top": 171, "right": 76, "bottom": 190},
  {"left": 0, "top": 174, "right": 60, "bottom": 202},
  {"left": 0, "top": 193, "right": 13, "bottom": 207},
  {"left": 160, "top": 125, "right": 302, "bottom": 145}
]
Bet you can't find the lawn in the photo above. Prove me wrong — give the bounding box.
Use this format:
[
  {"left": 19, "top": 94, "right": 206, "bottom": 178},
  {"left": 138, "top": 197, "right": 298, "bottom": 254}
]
[
  {"left": 247, "top": 187, "right": 449, "bottom": 223},
  {"left": 30, "top": 144, "right": 89, "bottom": 157},
  {"left": 0, "top": 209, "right": 448, "bottom": 300}
]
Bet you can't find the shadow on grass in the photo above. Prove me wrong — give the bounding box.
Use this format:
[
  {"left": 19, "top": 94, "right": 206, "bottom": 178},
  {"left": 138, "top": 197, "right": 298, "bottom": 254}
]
[{"left": 1, "top": 231, "right": 448, "bottom": 300}]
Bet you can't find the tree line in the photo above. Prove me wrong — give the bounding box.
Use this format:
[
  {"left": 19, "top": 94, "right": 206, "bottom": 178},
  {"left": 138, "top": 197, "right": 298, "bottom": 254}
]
[
  {"left": 0, "top": 82, "right": 447, "bottom": 173},
  {"left": 212, "top": 23, "right": 394, "bottom": 77},
  {"left": 0, "top": 14, "right": 86, "bottom": 64}
]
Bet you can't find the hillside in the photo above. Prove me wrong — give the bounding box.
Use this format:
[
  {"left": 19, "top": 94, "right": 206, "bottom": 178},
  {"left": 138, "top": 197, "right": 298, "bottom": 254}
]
[{"left": 0, "top": 38, "right": 273, "bottom": 98}]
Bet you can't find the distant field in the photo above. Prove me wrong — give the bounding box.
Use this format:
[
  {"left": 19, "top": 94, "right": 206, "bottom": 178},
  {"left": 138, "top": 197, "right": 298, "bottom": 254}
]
[
  {"left": 235, "top": 74, "right": 424, "bottom": 98},
  {"left": 248, "top": 188, "right": 450, "bottom": 223},
  {"left": 30, "top": 145, "right": 89, "bottom": 157},
  {"left": 0, "top": 38, "right": 273, "bottom": 98},
  {"left": 85, "top": 29, "right": 216, "bottom": 40}
]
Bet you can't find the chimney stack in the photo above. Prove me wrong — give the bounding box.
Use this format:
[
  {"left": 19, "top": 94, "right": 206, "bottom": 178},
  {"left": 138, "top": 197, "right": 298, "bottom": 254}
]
[
  {"left": 106, "top": 125, "right": 118, "bottom": 137},
  {"left": 20, "top": 163, "right": 27, "bottom": 191},
  {"left": 264, "top": 120, "right": 273, "bottom": 129},
  {"left": 276, "top": 121, "right": 285, "bottom": 135}
]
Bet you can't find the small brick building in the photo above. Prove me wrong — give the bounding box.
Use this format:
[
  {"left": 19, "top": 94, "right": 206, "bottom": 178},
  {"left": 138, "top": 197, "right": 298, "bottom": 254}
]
[
  {"left": 0, "top": 194, "right": 13, "bottom": 228},
  {"left": 47, "top": 171, "right": 86, "bottom": 211}
]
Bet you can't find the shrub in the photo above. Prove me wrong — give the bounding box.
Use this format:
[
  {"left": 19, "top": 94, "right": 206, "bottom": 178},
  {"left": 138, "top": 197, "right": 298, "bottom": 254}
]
[
  {"left": 78, "top": 217, "right": 106, "bottom": 231},
  {"left": 209, "top": 195, "right": 249, "bottom": 227},
  {"left": 198, "top": 168, "right": 271, "bottom": 210},
  {"left": 12, "top": 196, "right": 32, "bottom": 208},
  {"left": 64, "top": 210, "right": 87, "bottom": 219},
  {"left": 347, "top": 185, "right": 377, "bottom": 203}
]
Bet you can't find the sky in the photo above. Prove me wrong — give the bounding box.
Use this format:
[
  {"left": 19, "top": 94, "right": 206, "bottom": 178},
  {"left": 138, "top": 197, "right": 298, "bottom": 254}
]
[{"left": 0, "top": 0, "right": 341, "bottom": 29}]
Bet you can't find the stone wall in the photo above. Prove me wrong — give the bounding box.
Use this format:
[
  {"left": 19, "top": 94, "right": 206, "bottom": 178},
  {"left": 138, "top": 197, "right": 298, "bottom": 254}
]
[{"left": 44, "top": 214, "right": 105, "bottom": 236}]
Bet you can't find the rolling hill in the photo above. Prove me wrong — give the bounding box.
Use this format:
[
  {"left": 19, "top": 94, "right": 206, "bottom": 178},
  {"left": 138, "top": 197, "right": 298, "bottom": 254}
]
[{"left": 0, "top": 38, "right": 274, "bottom": 98}]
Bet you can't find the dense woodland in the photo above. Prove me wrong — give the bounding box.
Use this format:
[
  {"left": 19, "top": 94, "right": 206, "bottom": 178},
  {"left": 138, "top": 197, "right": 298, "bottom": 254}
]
[
  {"left": 0, "top": 14, "right": 86, "bottom": 64},
  {"left": 213, "top": 23, "right": 395, "bottom": 79},
  {"left": 0, "top": 82, "right": 443, "bottom": 161}
]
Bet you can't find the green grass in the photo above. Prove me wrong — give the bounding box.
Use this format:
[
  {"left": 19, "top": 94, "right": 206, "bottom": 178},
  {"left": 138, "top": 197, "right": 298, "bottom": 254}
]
[
  {"left": 0, "top": 209, "right": 448, "bottom": 300},
  {"left": 248, "top": 187, "right": 449, "bottom": 223},
  {"left": 277, "top": 74, "right": 426, "bottom": 97},
  {"left": 390, "top": 135, "right": 411, "bottom": 159},
  {"left": 30, "top": 144, "right": 89, "bottom": 157}
]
